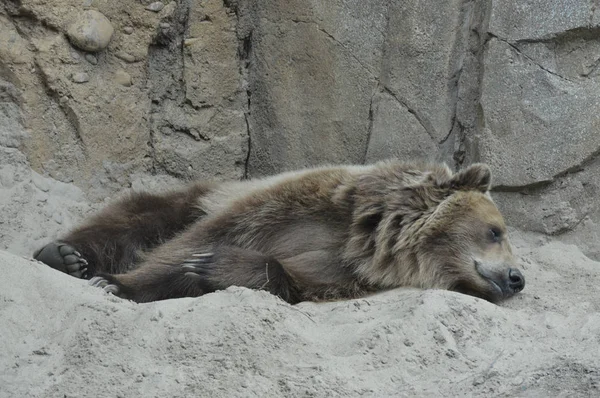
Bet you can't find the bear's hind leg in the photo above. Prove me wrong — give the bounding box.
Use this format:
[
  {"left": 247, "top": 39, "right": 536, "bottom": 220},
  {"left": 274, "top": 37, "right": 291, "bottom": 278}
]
[{"left": 34, "top": 183, "right": 213, "bottom": 279}]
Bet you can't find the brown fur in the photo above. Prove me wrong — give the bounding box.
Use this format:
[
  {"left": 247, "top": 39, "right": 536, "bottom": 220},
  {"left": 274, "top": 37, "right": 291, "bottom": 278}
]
[{"left": 35, "top": 160, "right": 525, "bottom": 304}]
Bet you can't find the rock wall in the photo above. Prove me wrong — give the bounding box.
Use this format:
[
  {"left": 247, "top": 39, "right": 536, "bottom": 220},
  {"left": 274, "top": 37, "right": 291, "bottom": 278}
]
[{"left": 2, "top": 0, "right": 600, "bottom": 257}]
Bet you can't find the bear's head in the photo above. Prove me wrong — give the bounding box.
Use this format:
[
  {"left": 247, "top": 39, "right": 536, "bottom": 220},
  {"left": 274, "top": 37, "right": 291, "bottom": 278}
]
[{"left": 350, "top": 162, "right": 525, "bottom": 302}]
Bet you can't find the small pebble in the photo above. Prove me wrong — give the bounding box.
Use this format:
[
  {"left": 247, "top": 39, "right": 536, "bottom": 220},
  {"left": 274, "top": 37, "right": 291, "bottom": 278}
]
[
  {"left": 160, "top": 22, "right": 170, "bottom": 29},
  {"left": 32, "top": 174, "right": 50, "bottom": 192},
  {"left": 114, "top": 70, "right": 132, "bottom": 87},
  {"left": 123, "top": 26, "right": 134, "bottom": 35},
  {"left": 115, "top": 52, "right": 136, "bottom": 63},
  {"left": 184, "top": 38, "right": 200, "bottom": 46},
  {"left": 71, "top": 52, "right": 80, "bottom": 61},
  {"left": 512, "top": 376, "right": 524, "bottom": 386},
  {"left": 146, "top": 2, "right": 164, "bottom": 12},
  {"left": 53, "top": 212, "right": 63, "bottom": 224},
  {"left": 71, "top": 72, "right": 90, "bottom": 83},
  {"left": 473, "top": 376, "right": 485, "bottom": 386},
  {"left": 85, "top": 54, "right": 98, "bottom": 65}
]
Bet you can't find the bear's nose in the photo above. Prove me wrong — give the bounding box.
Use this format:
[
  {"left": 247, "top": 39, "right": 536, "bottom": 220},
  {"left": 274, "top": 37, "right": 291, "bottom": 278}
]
[{"left": 508, "top": 268, "right": 525, "bottom": 292}]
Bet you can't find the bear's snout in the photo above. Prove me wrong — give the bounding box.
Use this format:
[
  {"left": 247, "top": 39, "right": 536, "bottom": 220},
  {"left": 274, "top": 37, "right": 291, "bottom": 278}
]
[
  {"left": 508, "top": 268, "right": 525, "bottom": 293},
  {"left": 474, "top": 260, "right": 526, "bottom": 300}
]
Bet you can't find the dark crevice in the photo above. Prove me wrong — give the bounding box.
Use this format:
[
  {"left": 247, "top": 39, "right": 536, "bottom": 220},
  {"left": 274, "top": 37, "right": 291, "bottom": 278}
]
[
  {"left": 183, "top": 98, "right": 214, "bottom": 111},
  {"left": 442, "top": 0, "right": 472, "bottom": 150},
  {"left": 492, "top": 180, "right": 554, "bottom": 193},
  {"left": 554, "top": 145, "right": 600, "bottom": 180},
  {"left": 239, "top": 31, "right": 252, "bottom": 61},
  {"left": 509, "top": 25, "right": 600, "bottom": 45},
  {"left": 228, "top": 0, "right": 253, "bottom": 180},
  {"left": 493, "top": 145, "right": 600, "bottom": 193},
  {"left": 166, "top": 123, "right": 209, "bottom": 142},
  {"left": 243, "top": 113, "right": 251, "bottom": 178},
  {"left": 448, "top": 0, "right": 492, "bottom": 170},
  {"left": 220, "top": 0, "right": 252, "bottom": 178},
  {"left": 581, "top": 56, "right": 600, "bottom": 77},
  {"left": 362, "top": 88, "right": 377, "bottom": 164}
]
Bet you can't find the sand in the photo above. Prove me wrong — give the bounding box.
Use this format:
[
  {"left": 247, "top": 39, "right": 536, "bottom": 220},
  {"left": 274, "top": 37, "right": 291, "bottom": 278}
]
[{"left": 1, "top": 228, "right": 600, "bottom": 397}]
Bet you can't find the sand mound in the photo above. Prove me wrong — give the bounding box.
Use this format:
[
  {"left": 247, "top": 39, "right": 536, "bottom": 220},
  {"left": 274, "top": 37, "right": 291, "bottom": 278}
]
[{"left": 2, "top": 230, "right": 599, "bottom": 397}]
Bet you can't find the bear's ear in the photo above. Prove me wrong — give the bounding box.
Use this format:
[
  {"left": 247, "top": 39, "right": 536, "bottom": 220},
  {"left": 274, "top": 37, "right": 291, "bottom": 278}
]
[{"left": 448, "top": 163, "right": 491, "bottom": 193}]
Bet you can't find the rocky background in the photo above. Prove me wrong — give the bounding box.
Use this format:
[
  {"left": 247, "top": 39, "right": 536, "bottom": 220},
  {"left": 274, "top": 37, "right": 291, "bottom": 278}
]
[
  {"left": 2, "top": 0, "right": 600, "bottom": 257},
  {"left": 2, "top": 1, "right": 600, "bottom": 397}
]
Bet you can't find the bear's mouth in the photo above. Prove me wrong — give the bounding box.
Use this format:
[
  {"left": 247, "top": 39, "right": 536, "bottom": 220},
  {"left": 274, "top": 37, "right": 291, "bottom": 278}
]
[
  {"left": 479, "top": 274, "right": 503, "bottom": 297},
  {"left": 474, "top": 260, "right": 509, "bottom": 301}
]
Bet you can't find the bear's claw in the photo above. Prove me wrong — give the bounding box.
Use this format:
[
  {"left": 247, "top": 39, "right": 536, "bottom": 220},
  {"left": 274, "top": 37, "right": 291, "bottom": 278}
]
[
  {"left": 89, "top": 276, "right": 121, "bottom": 296},
  {"left": 181, "top": 252, "right": 214, "bottom": 280}
]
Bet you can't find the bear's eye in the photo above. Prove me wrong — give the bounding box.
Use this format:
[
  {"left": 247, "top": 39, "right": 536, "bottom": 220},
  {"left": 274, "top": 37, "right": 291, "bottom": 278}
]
[{"left": 488, "top": 227, "right": 502, "bottom": 243}]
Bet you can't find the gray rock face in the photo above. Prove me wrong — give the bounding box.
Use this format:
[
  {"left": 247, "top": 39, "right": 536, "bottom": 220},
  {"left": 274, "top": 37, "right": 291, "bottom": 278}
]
[
  {"left": 478, "top": 38, "right": 600, "bottom": 187},
  {"left": 239, "top": 0, "right": 386, "bottom": 175},
  {"left": 365, "top": 90, "right": 437, "bottom": 163},
  {"left": 378, "top": 0, "right": 466, "bottom": 144},
  {"left": 149, "top": 0, "right": 248, "bottom": 181},
  {"left": 2, "top": 0, "right": 600, "bottom": 258},
  {"left": 489, "top": 0, "right": 592, "bottom": 40},
  {"left": 67, "top": 10, "right": 114, "bottom": 52}
]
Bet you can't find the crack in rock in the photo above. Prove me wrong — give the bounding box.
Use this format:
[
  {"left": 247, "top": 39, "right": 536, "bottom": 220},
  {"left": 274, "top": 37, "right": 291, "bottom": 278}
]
[
  {"left": 290, "top": 19, "right": 376, "bottom": 77},
  {"left": 33, "top": 60, "right": 87, "bottom": 154},
  {"left": 224, "top": 0, "right": 252, "bottom": 179},
  {"left": 493, "top": 35, "right": 575, "bottom": 83},
  {"left": 380, "top": 85, "right": 436, "bottom": 144},
  {"left": 489, "top": 34, "right": 576, "bottom": 83},
  {"left": 589, "top": 0, "right": 597, "bottom": 27},
  {"left": 362, "top": 88, "right": 377, "bottom": 164},
  {"left": 494, "top": 144, "right": 600, "bottom": 193}
]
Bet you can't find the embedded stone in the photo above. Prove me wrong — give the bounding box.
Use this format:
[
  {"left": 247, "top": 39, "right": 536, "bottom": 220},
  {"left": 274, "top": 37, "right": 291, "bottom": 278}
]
[{"left": 67, "top": 10, "right": 114, "bottom": 52}]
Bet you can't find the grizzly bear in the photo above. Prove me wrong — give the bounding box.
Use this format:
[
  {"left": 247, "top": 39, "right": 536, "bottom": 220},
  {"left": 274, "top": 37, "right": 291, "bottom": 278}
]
[{"left": 33, "top": 160, "right": 525, "bottom": 304}]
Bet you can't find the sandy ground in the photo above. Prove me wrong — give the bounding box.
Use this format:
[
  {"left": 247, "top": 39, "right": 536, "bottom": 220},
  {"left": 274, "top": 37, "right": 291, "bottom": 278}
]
[
  {"left": 1, "top": 227, "right": 599, "bottom": 397},
  {"left": 1, "top": 153, "right": 599, "bottom": 397}
]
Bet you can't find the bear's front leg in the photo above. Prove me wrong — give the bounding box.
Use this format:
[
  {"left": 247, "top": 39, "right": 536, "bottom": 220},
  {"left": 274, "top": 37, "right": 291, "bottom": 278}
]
[
  {"left": 90, "top": 246, "right": 301, "bottom": 304},
  {"left": 180, "top": 246, "right": 301, "bottom": 304},
  {"left": 89, "top": 261, "right": 209, "bottom": 303}
]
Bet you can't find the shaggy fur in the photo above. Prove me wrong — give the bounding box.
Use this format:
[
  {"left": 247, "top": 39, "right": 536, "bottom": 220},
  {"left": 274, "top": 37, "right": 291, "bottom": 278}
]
[{"left": 34, "top": 160, "right": 525, "bottom": 304}]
